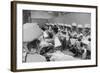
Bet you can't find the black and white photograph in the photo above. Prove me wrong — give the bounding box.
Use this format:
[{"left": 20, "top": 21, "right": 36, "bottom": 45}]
[
  {"left": 11, "top": 1, "right": 97, "bottom": 71},
  {"left": 22, "top": 10, "right": 91, "bottom": 63}
]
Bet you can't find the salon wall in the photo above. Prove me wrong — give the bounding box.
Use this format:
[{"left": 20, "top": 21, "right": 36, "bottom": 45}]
[
  {"left": 50, "top": 13, "right": 91, "bottom": 25},
  {"left": 26, "top": 12, "right": 91, "bottom": 27},
  {"left": 31, "top": 11, "right": 55, "bottom": 19},
  {"left": 23, "top": 10, "right": 52, "bottom": 24},
  {"left": 31, "top": 11, "right": 52, "bottom": 27}
]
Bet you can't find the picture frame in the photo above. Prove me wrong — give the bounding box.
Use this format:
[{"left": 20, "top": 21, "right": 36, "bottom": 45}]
[{"left": 11, "top": 1, "right": 98, "bottom": 72}]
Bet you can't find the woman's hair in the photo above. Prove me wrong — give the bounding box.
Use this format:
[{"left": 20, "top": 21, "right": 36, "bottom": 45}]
[
  {"left": 27, "top": 39, "right": 40, "bottom": 51},
  {"left": 52, "top": 26, "right": 58, "bottom": 34},
  {"left": 88, "top": 38, "right": 91, "bottom": 41},
  {"left": 40, "top": 46, "right": 54, "bottom": 55},
  {"left": 41, "top": 27, "right": 46, "bottom": 31}
]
